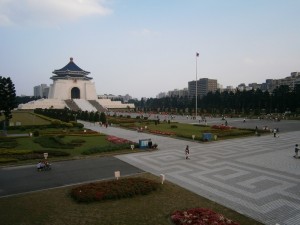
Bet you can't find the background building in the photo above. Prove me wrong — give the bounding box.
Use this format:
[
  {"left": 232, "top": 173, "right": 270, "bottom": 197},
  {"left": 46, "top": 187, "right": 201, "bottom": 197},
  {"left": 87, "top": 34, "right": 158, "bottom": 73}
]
[
  {"left": 188, "top": 78, "right": 218, "bottom": 98},
  {"left": 33, "top": 84, "right": 49, "bottom": 98}
]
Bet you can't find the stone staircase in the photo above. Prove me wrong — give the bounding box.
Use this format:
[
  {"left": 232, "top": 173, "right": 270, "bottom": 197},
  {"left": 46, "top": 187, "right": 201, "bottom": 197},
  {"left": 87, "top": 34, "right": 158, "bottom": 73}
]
[
  {"left": 89, "top": 100, "right": 108, "bottom": 112},
  {"left": 65, "top": 99, "right": 81, "bottom": 111}
]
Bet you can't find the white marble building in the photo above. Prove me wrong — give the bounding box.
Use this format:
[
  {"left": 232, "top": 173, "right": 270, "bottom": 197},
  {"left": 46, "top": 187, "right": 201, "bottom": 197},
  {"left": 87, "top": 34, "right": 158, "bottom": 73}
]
[{"left": 18, "top": 58, "right": 134, "bottom": 111}]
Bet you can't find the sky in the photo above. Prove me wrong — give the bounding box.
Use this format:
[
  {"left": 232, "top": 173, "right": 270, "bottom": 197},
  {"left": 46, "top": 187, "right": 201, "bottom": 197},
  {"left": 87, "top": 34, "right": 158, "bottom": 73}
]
[{"left": 0, "top": 0, "right": 300, "bottom": 99}]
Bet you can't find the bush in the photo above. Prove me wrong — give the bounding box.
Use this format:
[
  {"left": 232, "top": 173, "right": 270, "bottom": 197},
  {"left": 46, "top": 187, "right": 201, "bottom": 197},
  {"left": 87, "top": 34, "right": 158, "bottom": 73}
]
[
  {"left": 170, "top": 125, "right": 178, "bottom": 129},
  {"left": 0, "top": 149, "right": 33, "bottom": 155},
  {"left": 70, "top": 177, "right": 161, "bottom": 203},
  {"left": 33, "top": 149, "right": 70, "bottom": 157},
  {"left": 33, "top": 130, "right": 40, "bottom": 137},
  {"left": 51, "top": 120, "right": 62, "bottom": 125},
  {"left": 82, "top": 143, "right": 134, "bottom": 155},
  {"left": 34, "top": 136, "right": 80, "bottom": 149}
]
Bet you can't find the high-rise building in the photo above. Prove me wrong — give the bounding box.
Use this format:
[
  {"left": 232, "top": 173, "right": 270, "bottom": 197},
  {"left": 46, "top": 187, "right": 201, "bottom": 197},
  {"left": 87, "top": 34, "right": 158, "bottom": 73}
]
[
  {"left": 33, "top": 84, "right": 49, "bottom": 98},
  {"left": 188, "top": 78, "right": 217, "bottom": 98}
]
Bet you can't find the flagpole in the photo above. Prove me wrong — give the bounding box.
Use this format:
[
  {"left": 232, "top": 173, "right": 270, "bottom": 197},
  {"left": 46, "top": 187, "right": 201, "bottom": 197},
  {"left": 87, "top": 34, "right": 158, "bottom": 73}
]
[{"left": 195, "top": 52, "right": 199, "bottom": 118}]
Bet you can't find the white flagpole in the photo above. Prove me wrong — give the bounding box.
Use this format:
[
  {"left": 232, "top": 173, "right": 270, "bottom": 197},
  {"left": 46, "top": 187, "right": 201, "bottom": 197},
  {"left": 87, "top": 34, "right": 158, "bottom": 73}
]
[{"left": 195, "top": 52, "right": 199, "bottom": 118}]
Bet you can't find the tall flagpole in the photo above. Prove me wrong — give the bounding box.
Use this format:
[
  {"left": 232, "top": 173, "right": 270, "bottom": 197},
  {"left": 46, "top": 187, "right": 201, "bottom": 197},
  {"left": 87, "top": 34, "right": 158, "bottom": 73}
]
[{"left": 195, "top": 52, "right": 199, "bottom": 118}]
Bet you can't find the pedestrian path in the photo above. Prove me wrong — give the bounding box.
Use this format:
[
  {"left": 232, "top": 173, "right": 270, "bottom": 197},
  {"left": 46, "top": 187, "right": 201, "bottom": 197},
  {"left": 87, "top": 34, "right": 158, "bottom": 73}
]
[{"left": 82, "top": 121, "right": 300, "bottom": 225}]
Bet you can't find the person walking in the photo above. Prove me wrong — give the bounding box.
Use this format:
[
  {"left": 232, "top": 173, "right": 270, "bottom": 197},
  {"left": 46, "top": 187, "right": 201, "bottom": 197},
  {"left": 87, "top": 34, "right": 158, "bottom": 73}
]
[
  {"left": 294, "top": 144, "right": 299, "bottom": 158},
  {"left": 185, "top": 145, "right": 190, "bottom": 159},
  {"left": 273, "top": 128, "right": 277, "bottom": 137}
]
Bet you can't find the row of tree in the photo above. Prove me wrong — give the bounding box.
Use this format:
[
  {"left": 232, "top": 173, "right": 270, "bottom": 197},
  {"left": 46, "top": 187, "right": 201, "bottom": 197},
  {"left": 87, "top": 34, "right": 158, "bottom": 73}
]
[
  {"left": 34, "top": 108, "right": 107, "bottom": 124},
  {"left": 132, "top": 85, "right": 300, "bottom": 115}
]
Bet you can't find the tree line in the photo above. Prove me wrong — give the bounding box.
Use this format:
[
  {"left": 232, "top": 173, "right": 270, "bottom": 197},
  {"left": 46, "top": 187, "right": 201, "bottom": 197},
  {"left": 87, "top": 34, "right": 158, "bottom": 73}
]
[
  {"left": 133, "top": 85, "right": 300, "bottom": 115},
  {"left": 34, "top": 108, "right": 107, "bottom": 124}
]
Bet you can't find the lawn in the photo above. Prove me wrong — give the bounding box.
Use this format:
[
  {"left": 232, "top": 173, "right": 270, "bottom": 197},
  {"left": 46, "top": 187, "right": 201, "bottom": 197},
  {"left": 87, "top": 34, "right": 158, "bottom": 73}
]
[
  {"left": 117, "top": 119, "right": 258, "bottom": 141},
  {"left": 0, "top": 134, "right": 139, "bottom": 165},
  {"left": 1, "top": 110, "right": 51, "bottom": 126},
  {"left": 0, "top": 173, "right": 263, "bottom": 225}
]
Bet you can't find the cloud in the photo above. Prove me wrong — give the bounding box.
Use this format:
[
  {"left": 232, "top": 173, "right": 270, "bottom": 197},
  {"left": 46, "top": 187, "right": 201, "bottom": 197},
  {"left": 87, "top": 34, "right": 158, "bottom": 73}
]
[{"left": 0, "top": 0, "right": 112, "bottom": 26}]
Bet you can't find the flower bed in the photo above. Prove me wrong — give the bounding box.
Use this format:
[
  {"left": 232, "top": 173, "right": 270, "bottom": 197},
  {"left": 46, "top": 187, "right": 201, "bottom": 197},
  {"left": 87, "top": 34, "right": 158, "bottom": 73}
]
[
  {"left": 70, "top": 177, "right": 161, "bottom": 203},
  {"left": 106, "top": 135, "right": 134, "bottom": 144},
  {"left": 211, "top": 125, "right": 236, "bottom": 130},
  {"left": 171, "top": 208, "right": 240, "bottom": 225},
  {"left": 149, "top": 130, "right": 176, "bottom": 136}
]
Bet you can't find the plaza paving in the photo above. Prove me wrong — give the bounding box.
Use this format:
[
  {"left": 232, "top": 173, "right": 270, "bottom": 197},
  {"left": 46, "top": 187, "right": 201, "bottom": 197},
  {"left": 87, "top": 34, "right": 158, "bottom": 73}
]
[{"left": 82, "top": 120, "right": 300, "bottom": 225}]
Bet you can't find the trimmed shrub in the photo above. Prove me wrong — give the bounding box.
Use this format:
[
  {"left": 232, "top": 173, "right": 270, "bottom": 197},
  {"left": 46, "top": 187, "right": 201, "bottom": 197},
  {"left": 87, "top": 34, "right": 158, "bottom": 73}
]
[
  {"left": 34, "top": 136, "right": 79, "bottom": 149},
  {"left": 70, "top": 177, "right": 161, "bottom": 203},
  {"left": 0, "top": 149, "right": 33, "bottom": 155},
  {"left": 82, "top": 143, "right": 134, "bottom": 155},
  {"left": 33, "top": 149, "right": 70, "bottom": 157},
  {"left": 33, "top": 130, "right": 40, "bottom": 137},
  {"left": 51, "top": 119, "right": 62, "bottom": 125}
]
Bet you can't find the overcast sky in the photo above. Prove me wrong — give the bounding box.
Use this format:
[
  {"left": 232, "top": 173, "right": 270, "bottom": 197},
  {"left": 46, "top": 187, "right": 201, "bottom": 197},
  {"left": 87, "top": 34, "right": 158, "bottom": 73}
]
[{"left": 1, "top": 0, "right": 300, "bottom": 99}]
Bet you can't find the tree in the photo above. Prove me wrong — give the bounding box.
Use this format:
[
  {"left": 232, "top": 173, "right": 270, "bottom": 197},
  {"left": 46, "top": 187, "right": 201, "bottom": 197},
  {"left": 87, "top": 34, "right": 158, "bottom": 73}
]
[{"left": 0, "top": 76, "right": 17, "bottom": 123}]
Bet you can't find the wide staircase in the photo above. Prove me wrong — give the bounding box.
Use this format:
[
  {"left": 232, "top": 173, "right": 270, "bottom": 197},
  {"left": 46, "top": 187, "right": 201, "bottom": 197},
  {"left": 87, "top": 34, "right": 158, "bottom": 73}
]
[
  {"left": 65, "top": 99, "right": 81, "bottom": 111},
  {"left": 89, "top": 100, "right": 108, "bottom": 112},
  {"left": 73, "top": 99, "right": 97, "bottom": 112}
]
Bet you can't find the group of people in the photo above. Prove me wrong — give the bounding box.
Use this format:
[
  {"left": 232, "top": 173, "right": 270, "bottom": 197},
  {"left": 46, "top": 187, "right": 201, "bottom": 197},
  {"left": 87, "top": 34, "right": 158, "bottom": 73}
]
[
  {"left": 36, "top": 160, "right": 51, "bottom": 171},
  {"left": 147, "top": 139, "right": 158, "bottom": 149}
]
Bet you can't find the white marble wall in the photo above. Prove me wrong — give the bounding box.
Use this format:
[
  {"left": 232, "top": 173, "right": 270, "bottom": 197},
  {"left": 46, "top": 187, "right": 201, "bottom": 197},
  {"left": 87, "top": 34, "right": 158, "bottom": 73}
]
[{"left": 48, "top": 79, "right": 97, "bottom": 100}]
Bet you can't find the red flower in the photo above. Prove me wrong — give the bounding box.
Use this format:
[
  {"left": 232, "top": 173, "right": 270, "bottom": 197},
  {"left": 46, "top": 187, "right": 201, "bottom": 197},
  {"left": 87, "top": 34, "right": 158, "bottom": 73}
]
[
  {"left": 171, "top": 208, "right": 240, "bottom": 225},
  {"left": 106, "top": 135, "right": 133, "bottom": 144}
]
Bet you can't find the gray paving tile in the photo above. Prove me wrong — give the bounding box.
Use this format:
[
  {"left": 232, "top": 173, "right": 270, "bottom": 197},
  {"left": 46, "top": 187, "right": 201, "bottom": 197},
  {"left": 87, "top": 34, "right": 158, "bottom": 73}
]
[{"left": 83, "top": 121, "right": 300, "bottom": 225}]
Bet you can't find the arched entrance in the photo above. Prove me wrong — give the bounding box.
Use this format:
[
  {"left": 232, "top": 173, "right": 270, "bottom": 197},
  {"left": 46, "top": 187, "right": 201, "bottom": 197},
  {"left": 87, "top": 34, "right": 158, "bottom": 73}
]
[{"left": 71, "top": 87, "right": 80, "bottom": 99}]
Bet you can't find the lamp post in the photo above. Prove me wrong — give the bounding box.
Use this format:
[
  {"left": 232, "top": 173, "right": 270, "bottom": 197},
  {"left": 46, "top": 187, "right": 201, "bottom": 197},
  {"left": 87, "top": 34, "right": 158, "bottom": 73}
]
[{"left": 195, "top": 52, "right": 199, "bottom": 118}]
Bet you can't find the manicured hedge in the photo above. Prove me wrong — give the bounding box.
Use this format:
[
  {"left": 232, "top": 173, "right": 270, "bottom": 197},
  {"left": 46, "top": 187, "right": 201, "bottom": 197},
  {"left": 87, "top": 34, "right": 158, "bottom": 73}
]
[
  {"left": 33, "top": 136, "right": 82, "bottom": 149},
  {"left": 0, "top": 158, "right": 18, "bottom": 163},
  {"left": 82, "top": 143, "right": 137, "bottom": 155},
  {"left": 70, "top": 177, "right": 161, "bottom": 203},
  {"left": 0, "top": 149, "right": 33, "bottom": 155},
  {"left": 33, "top": 149, "right": 70, "bottom": 157}
]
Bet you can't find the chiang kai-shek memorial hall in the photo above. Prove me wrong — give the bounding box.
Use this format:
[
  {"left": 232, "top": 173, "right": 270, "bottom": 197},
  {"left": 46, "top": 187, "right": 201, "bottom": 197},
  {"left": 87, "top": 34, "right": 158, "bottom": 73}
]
[
  {"left": 48, "top": 57, "right": 97, "bottom": 100},
  {"left": 18, "top": 58, "right": 134, "bottom": 111}
]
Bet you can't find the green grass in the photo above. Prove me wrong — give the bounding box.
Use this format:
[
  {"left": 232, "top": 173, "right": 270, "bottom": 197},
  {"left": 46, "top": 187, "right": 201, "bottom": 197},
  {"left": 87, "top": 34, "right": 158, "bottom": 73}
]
[
  {"left": 0, "top": 134, "right": 139, "bottom": 165},
  {"left": 124, "top": 122, "right": 256, "bottom": 141},
  {"left": 0, "top": 173, "right": 263, "bottom": 225},
  {"left": 1, "top": 111, "right": 51, "bottom": 126}
]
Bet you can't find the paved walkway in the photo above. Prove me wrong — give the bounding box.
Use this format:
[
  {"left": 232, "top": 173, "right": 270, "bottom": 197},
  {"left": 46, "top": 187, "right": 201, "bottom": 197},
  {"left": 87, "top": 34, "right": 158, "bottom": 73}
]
[
  {"left": 0, "top": 157, "right": 143, "bottom": 197},
  {"left": 82, "top": 121, "right": 300, "bottom": 225}
]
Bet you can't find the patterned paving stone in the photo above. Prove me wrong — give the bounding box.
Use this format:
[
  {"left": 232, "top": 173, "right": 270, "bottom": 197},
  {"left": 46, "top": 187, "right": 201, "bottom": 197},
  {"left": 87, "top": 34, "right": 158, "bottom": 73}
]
[{"left": 83, "top": 122, "right": 300, "bottom": 225}]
